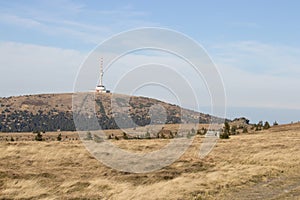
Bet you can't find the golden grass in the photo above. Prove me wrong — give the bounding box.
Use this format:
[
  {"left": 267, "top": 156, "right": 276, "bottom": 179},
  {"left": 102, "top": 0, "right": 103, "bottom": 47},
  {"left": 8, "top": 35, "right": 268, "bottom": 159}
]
[
  {"left": 0, "top": 123, "right": 300, "bottom": 199},
  {"left": 0, "top": 123, "right": 211, "bottom": 142}
]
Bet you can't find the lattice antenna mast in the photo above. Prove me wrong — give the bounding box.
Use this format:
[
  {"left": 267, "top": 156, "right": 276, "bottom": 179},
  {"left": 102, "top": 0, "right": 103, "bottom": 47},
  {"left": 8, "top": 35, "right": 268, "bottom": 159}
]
[{"left": 99, "top": 57, "right": 104, "bottom": 86}]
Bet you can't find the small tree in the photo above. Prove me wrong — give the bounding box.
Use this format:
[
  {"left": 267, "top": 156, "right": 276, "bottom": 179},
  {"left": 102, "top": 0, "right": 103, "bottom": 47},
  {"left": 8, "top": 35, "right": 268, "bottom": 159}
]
[
  {"left": 220, "top": 122, "right": 230, "bottom": 139},
  {"left": 197, "top": 127, "right": 207, "bottom": 135},
  {"left": 254, "top": 122, "right": 263, "bottom": 131},
  {"left": 263, "top": 121, "right": 271, "bottom": 129},
  {"left": 231, "top": 125, "right": 237, "bottom": 135},
  {"left": 257, "top": 121, "right": 263, "bottom": 130},
  {"left": 35, "top": 132, "right": 43, "bottom": 141},
  {"left": 123, "top": 132, "right": 129, "bottom": 140},
  {"left": 220, "top": 131, "right": 229, "bottom": 139},
  {"left": 224, "top": 122, "right": 230, "bottom": 134},
  {"left": 57, "top": 133, "right": 62, "bottom": 141}
]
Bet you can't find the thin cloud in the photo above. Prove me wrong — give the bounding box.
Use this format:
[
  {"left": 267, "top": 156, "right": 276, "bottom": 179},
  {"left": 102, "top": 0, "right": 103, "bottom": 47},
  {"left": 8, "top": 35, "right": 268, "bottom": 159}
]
[
  {"left": 209, "top": 41, "right": 300, "bottom": 110},
  {"left": 211, "top": 41, "right": 300, "bottom": 77},
  {"left": 0, "top": 41, "right": 84, "bottom": 97},
  {"left": 0, "top": 1, "right": 157, "bottom": 45},
  {"left": 0, "top": 13, "right": 42, "bottom": 28}
]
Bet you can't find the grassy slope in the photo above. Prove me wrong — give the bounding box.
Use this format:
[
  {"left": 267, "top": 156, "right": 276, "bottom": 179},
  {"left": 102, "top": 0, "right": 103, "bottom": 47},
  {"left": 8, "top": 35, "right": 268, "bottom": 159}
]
[
  {"left": 0, "top": 93, "right": 217, "bottom": 132},
  {"left": 0, "top": 123, "right": 300, "bottom": 199},
  {"left": 0, "top": 92, "right": 203, "bottom": 119}
]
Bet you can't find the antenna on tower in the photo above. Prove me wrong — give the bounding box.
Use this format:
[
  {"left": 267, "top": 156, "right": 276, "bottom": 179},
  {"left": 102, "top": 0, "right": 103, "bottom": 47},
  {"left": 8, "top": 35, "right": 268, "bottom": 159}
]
[
  {"left": 99, "top": 57, "right": 104, "bottom": 86},
  {"left": 95, "top": 57, "right": 110, "bottom": 93}
]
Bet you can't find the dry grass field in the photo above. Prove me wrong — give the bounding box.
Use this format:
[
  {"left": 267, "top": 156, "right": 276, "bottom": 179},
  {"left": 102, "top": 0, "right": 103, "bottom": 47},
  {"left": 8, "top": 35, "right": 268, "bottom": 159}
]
[{"left": 0, "top": 123, "right": 300, "bottom": 199}]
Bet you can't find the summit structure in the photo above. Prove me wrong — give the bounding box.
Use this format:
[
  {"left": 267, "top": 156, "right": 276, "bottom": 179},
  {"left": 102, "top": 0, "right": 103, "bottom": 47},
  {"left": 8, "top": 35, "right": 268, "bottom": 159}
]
[{"left": 95, "top": 57, "right": 110, "bottom": 93}]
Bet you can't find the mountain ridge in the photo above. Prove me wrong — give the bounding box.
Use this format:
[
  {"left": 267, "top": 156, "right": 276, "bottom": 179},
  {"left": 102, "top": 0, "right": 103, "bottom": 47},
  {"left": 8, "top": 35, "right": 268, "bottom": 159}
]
[{"left": 0, "top": 93, "right": 225, "bottom": 132}]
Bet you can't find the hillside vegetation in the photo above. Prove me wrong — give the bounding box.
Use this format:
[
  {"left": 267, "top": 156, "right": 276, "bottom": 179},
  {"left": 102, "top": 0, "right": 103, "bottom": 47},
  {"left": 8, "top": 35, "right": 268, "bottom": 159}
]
[{"left": 0, "top": 93, "right": 223, "bottom": 132}]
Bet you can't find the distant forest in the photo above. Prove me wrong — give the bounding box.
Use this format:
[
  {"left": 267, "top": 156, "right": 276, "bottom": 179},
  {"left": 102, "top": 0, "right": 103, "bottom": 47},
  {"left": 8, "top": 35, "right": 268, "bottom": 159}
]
[
  {"left": 0, "top": 109, "right": 196, "bottom": 132},
  {"left": 0, "top": 94, "right": 223, "bottom": 133}
]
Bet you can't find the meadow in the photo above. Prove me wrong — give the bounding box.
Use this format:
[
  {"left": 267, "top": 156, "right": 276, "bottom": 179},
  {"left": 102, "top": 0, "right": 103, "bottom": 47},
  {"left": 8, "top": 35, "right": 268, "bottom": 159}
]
[{"left": 0, "top": 123, "right": 300, "bottom": 199}]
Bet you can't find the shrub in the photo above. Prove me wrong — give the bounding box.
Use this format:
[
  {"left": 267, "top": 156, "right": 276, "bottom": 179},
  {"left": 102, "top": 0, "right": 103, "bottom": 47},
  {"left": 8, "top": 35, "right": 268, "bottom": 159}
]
[
  {"left": 220, "top": 132, "right": 229, "bottom": 139},
  {"left": 123, "top": 132, "right": 129, "bottom": 140},
  {"left": 257, "top": 121, "right": 263, "bottom": 131},
  {"left": 224, "top": 122, "right": 230, "bottom": 134},
  {"left": 254, "top": 121, "right": 263, "bottom": 131},
  {"left": 57, "top": 133, "right": 62, "bottom": 141},
  {"left": 35, "top": 132, "right": 43, "bottom": 141},
  {"left": 263, "top": 121, "right": 270, "bottom": 129},
  {"left": 273, "top": 121, "right": 279, "bottom": 126},
  {"left": 197, "top": 127, "right": 207, "bottom": 135},
  {"left": 231, "top": 125, "right": 237, "bottom": 135},
  {"left": 220, "top": 122, "right": 230, "bottom": 139},
  {"left": 169, "top": 131, "right": 174, "bottom": 139}
]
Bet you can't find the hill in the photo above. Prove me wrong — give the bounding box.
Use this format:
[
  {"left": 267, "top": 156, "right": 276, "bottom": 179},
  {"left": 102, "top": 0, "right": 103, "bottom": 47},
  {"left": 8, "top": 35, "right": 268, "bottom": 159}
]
[{"left": 0, "top": 93, "right": 224, "bottom": 132}]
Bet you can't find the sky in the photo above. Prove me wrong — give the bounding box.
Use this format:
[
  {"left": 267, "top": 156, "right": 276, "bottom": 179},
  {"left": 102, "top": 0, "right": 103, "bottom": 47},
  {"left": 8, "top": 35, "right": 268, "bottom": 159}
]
[{"left": 0, "top": 0, "right": 300, "bottom": 124}]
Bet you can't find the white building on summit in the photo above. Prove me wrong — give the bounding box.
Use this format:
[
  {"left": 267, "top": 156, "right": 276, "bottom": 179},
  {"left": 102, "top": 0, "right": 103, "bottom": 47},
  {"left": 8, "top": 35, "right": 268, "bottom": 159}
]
[{"left": 95, "top": 57, "right": 110, "bottom": 93}]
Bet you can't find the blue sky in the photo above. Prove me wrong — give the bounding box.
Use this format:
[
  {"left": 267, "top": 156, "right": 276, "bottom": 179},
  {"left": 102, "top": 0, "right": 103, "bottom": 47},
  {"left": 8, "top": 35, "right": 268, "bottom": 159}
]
[
  {"left": 0, "top": 0, "right": 300, "bottom": 123},
  {"left": 0, "top": 0, "right": 300, "bottom": 50},
  {"left": 1, "top": 1, "right": 300, "bottom": 49}
]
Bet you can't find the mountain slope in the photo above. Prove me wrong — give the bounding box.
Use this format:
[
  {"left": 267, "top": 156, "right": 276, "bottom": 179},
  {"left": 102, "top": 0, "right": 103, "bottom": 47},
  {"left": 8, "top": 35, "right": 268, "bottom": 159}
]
[{"left": 0, "top": 93, "right": 224, "bottom": 132}]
